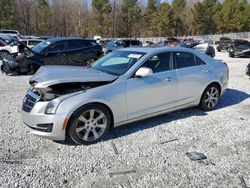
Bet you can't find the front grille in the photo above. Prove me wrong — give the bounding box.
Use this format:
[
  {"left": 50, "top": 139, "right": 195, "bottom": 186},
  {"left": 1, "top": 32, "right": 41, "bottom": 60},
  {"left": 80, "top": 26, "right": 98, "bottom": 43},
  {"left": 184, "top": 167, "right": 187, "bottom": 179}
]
[{"left": 22, "top": 90, "right": 41, "bottom": 112}]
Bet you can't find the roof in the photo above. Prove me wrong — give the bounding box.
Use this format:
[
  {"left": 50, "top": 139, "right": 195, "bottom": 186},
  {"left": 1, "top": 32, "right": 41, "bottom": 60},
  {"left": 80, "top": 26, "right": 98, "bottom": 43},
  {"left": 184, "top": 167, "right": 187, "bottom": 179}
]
[
  {"left": 118, "top": 47, "right": 197, "bottom": 54},
  {"left": 45, "top": 37, "right": 95, "bottom": 43}
]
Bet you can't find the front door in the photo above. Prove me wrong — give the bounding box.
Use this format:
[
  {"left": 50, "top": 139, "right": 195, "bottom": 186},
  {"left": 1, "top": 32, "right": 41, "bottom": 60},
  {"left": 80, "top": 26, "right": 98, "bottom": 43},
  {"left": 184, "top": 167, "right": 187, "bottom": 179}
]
[
  {"left": 126, "top": 52, "right": 177, "bottom": 120},
  {"left": 44, "top": 42, "right": 67, "bottom": 65}
]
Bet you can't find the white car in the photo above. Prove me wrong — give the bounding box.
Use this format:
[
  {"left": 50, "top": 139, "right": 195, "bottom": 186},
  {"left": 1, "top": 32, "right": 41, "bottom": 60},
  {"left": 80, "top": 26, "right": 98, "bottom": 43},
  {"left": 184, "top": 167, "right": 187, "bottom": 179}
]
[
  {"left": 0, "top": 36, "right": 19, "bottom": 59},
  {"left": 20, "top": 39, "right": 44, "bottom": 48}
]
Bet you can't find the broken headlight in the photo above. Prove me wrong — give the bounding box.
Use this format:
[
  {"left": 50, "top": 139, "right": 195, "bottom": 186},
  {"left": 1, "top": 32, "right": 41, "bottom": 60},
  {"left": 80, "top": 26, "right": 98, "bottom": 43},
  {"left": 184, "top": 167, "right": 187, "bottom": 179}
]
[{"left": 45, "top": 91, "right": 85, "bottom": 114}]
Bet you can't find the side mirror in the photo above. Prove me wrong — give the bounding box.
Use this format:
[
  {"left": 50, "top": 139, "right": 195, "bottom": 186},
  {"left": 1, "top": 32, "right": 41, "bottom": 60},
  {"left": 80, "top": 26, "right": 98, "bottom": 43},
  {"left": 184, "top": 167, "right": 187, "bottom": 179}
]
[{"left": 135, "top": 67, "right": 153, "bottom": 77}]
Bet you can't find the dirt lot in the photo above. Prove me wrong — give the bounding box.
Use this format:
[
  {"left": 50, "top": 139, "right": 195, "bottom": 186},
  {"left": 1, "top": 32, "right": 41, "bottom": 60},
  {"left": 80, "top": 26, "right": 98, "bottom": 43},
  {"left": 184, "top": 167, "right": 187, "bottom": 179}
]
[{"left": 0, "top": 50, "right": 249, "bottom": 188}]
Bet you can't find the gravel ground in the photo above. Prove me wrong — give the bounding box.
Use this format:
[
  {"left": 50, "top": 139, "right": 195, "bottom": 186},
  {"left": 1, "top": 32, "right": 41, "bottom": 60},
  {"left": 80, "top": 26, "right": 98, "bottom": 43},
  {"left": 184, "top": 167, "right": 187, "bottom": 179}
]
[{"left": 0, "top": 50, "right": 249, "bottom": 188}]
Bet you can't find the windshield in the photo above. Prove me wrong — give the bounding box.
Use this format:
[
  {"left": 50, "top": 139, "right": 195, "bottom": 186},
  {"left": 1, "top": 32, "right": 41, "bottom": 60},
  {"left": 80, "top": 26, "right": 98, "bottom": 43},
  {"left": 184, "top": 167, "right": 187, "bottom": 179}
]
[
  {"left": 32, "top": 41, "right": 52, "bottom": 53},
  {"left": 91, "top": 51, "right": 146, "bottom": 76}
]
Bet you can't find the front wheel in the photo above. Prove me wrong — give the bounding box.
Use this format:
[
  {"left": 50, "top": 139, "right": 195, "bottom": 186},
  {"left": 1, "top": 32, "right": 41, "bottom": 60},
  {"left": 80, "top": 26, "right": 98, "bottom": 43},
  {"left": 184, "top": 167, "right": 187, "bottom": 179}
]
[
  {"left": 199, "top": 84, "right": 220, "bottom": 111},
  {"left": 67, "top": 104, "right": 111, "bottom": 145}
]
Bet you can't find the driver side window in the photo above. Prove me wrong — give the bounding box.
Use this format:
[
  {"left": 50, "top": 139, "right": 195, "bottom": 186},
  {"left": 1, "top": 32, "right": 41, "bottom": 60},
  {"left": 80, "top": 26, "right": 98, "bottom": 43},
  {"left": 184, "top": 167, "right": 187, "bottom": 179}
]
[
  {"left": 48, "top": 42, "right": 64, "bottom": 53},
  {"left": 142, "top": 52, "right": 172, "bottom": 73}
]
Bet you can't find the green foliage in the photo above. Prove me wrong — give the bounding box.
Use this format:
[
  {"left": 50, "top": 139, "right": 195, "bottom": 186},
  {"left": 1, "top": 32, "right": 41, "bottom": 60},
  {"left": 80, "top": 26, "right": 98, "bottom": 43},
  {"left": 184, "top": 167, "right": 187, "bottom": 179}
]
[
  {"left": 119, "top": 0, "right": 141, "bottom": 37},
  {"left": 215, "top": 0, "right": 250, "bottom": 33},
  {"left": 172, "top": 0, "right": 186, "bottom": 35},
  {"left": 36, "top": 0, "right": 50, "bottom": 35},
  {"left": 149, "top": 3, "right": 174, "bottom": 36},
  {"left": 0, "top": 0, "right": 16, "bottom": 29},
  {"left": 192, "top": 0, "right": 220, "bottom": 35},
  {"left": 91, "top": 0, "right": 112, "bottom": 36}
]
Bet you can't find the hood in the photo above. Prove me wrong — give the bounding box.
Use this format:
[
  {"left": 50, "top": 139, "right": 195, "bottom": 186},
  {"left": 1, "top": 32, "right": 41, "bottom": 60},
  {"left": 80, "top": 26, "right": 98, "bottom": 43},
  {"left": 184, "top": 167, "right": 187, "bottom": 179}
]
[{"left": 30, "top": 66, "right": 118, "bottom": 88}]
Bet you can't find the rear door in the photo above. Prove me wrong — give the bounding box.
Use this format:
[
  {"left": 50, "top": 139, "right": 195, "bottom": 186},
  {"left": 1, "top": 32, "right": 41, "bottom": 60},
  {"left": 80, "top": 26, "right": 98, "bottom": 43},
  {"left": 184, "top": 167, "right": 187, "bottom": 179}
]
[
  {"left": 67, "top": 40, "right": 96, "bottom": 66},
  {"left": 174, "top": 52, "right": 211, "bottom": 106}
]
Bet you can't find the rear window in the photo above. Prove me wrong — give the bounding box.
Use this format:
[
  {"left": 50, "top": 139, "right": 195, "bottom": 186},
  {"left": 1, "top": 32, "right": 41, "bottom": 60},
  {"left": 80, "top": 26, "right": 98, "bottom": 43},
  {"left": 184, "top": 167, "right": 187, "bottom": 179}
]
[
  {"left": 68, "top": 40, "right": 97, "bottom": 50},
  {"left": 175, "top": 52, "right": 196, "bottom": 68},
  {"left": 0, "top": 40, "right": 5, "bottom": 47}
]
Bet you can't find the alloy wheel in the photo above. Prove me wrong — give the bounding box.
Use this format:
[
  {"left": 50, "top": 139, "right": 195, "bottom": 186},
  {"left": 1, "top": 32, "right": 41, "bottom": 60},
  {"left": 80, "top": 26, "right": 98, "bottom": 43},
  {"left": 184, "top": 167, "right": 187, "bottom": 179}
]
[
  {"left": 204, "top": 86, "right": 219, "bottom": 109},
  {"left": 75, "top": 109, "right": 107, "bottom": 142}
]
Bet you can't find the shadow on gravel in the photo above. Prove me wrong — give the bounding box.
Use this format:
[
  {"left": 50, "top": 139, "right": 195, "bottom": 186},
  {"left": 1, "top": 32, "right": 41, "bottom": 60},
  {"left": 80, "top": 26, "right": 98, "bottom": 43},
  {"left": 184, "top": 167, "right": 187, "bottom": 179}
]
[
  {"left": 105, "top": 88, "right": 249, "bottom": 141},
  {"left": 216, "top": 88, "right": 249, "bottom": 109},
  {"left": 56, "top": 88, "right": 249, "bottom": 145}
]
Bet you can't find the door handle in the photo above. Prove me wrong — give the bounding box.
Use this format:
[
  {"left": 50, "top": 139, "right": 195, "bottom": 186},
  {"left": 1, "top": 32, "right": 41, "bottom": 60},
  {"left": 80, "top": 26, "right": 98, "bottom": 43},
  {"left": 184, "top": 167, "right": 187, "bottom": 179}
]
[
  {"left": 165, "top": 77, "right": 174, "bottom": 81},
  {"left": 202, "top": 69, "right": 209, "bottom": 73}
]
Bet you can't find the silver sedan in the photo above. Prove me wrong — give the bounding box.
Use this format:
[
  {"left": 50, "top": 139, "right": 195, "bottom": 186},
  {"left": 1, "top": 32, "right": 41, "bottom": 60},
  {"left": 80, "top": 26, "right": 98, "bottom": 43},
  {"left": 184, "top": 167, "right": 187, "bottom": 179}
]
[{"left": 21, "top": 47, "right": 229, "bottom": 145}]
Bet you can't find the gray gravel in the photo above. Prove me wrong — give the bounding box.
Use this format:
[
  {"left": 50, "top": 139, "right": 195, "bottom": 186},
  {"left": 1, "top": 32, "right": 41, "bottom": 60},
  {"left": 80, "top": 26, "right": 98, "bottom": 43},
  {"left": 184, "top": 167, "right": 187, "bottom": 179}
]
[{"left": 0, "top": 51, "right": 250, "bottom": 188}]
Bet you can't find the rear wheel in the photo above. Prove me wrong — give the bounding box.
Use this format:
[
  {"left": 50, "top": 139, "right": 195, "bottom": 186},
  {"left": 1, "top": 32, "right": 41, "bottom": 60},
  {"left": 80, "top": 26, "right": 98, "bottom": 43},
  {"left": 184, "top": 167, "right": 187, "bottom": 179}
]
[
  {"left": 199, "top": 84, "right": 220, "bottom": 111},
  {"left": 67, "top": 104, "right": 111, "bottom": 145}
]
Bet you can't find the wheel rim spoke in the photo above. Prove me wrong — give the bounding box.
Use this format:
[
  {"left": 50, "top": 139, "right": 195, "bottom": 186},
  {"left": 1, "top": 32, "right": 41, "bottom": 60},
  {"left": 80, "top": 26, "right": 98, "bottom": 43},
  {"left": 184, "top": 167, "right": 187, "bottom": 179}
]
[
  {"left": 83, "top": 129, "right": 91, "bottom": 140},
  {"left": 92, "top": 129, "right": 99, "bottom": 139},
  {"left": 95, "top": 123, "right": 106, "bottom": 129},
  {"left": 89, "top": 109, "right": 95, "bottom": 119},
  {"left": 95, "top": 113, "right": 104, "bottom": 122},
  {"left": 78, "top": 115, "right": 87, "bottom": 123},
  {"left": 76, "top": 126, "right": 85, "bottom": 133}
]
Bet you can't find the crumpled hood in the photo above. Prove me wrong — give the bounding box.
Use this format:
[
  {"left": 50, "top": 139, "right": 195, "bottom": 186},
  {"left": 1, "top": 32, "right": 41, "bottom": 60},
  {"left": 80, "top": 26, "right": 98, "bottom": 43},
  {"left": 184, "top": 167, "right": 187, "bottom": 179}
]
[{"left": 30, "top": 66, "right": 118, "bottom": 88}]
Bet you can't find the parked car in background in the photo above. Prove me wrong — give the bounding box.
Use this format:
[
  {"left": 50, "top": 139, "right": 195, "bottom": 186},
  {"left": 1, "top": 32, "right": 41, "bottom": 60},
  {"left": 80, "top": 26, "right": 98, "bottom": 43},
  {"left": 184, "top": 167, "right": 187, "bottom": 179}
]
[
  {"left": 182, "top": 38, "right": 198, "bottom": 48},
  {"left": 216, "top": 37, "right": 232, "bottom": 52},
  {"left": 20, "top": 39, "right": 44, "bottom": 48},
  {"left": 21, "top": 47, "right": 229, "bottom": 145},
  {"left": 0, "top": 30, "right": 20, "bottom": 35},
  {"left": 157, "top": 38, "right": 180, "bottom": 47},
  {"left": 103, "top": 39, "right": 142, "bottom": 54},
  {"left": 0, "top": 36, "right": 19, "bottom": 59},
  {"left": 1, "top": 37, "right": 103, "bottom": 75},
  {"left": 0, "top": 30, "right": 23, "bottom": 41},
  {"left": 246, "top": 63, "right": 250, "bottom": 78},
  {"left": 192, "top": 40, "right": 215, "bottom": 57},
  {"left": 228, "top": 39, "right": 250, "bottom": 58}
]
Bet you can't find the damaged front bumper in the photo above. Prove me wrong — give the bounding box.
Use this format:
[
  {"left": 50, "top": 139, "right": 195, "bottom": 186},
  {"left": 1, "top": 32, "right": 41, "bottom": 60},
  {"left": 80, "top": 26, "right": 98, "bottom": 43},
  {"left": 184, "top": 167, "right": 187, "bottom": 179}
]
[{"left": 1, "top": 56, "right": 19, "bottom": 74}]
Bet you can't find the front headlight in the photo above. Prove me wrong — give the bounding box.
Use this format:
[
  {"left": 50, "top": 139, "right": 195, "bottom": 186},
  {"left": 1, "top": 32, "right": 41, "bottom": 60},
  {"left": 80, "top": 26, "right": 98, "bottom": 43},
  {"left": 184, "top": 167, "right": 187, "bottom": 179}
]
[
  {"left": 45, "top": 91, "right": 85, "bottom": 114},
  {"left": 45, "top": 98, "right": 61, "bottom": 114}
]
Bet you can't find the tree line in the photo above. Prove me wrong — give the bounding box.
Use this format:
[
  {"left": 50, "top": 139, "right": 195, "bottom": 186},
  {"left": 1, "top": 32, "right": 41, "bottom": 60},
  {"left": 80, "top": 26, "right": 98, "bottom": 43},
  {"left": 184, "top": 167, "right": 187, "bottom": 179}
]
[{"left": 0, "top": 0, "right": 249, "bottom": 38}]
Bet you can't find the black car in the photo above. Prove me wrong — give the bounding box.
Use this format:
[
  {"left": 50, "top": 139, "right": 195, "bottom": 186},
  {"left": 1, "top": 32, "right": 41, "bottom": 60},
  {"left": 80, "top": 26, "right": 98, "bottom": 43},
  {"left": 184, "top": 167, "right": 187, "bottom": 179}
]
[
  {"left": 228, "top": 39, "right": 250, "bottom": 58},
  {"left": 216, "top": 37, "right": 232, "bottom": 52},
  {"left": 246, "top": 63, "right": 250, "bottom": 78},
  {"left": 1, "top": 37, "right": 103, "bottom": 75}
]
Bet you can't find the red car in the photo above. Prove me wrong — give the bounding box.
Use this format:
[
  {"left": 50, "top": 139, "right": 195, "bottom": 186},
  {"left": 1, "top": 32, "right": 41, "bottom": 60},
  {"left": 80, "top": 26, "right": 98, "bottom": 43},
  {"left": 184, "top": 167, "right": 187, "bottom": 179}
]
[{"left": 157, "top": 38, "right": 180, "bottom": 47}]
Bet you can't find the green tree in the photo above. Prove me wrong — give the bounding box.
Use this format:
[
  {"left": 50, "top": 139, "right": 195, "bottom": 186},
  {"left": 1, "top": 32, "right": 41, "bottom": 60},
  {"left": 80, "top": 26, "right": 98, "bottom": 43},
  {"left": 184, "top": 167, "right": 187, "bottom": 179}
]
[
  {"left": 0, "top": 0, "right": 16, "bottom": 29},
  {"left": 91, "top": 0, "right": 112, "bottom": 36},
  {"left": 118, "top": 0, "right": 141, "bottom": 37},
  {"left": 150, "top": 3, "right": 174, "bottom": 36},
  {"left": 192, "top": 0, "right": 220, "bottom": 35},
  {"left": 172, "top": 0, "right": 186, "bottom": 35},
  {"left": 215, "top": 0, "right": 250, "bottom": 33},
  {"left": 36, "top": 0, "right": 50, "bottom": 35}
]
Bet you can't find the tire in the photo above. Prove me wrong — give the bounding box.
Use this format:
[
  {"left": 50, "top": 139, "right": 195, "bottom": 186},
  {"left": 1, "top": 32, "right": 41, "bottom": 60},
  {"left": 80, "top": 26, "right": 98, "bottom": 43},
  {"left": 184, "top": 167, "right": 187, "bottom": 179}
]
[
  {"left": 199, "top": 84, "right": 220, "bottom": 111},
  {"left": 28, "top": 64, "right": 40, "bottom": 74},
  {"left": 67, "top": 104, "right": 111, "bottom": 145},
  {"left": 0, "top": 51, "right": 10, "bottom": 59},
  {"left": 81, "top": 55, "right": 97, "bottom": 66}
]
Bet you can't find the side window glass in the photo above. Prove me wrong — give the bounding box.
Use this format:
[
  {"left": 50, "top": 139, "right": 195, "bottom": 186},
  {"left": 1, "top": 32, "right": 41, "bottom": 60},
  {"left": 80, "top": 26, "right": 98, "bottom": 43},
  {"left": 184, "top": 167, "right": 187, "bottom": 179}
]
[
  {"left": 195, "top": 56, "right": 206, "bottom": 65},
  {"left": 142, "top": 52, "right": 172, "bottom": 73},
  {"left": 175, "top": 52, "right": 196, "bottom": 69},
  {"left": 48, "top": 42, "right": 64, "bottom": 53},
  {"left": 68, "top": 40, "right": 85, "bottom": 50},
  {"left": 0, "top": 41, "right": 5, "bottom": 47}
]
